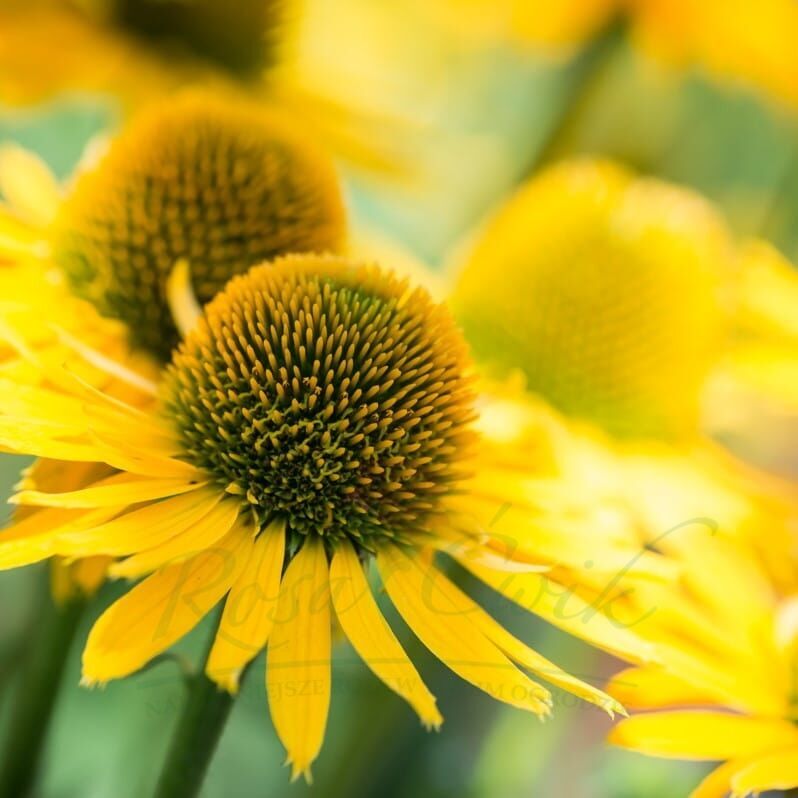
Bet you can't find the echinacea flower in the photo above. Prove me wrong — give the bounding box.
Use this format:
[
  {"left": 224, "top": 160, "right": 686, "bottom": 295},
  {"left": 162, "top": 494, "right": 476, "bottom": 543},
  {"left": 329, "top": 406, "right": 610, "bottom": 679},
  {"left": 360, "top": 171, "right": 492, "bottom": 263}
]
[
  {"left": 605, "top": 532, "right": 798, "bottom": 797},
  {"left": 0, "top": 254, "right": 658, "bottom": 780},
  {"left": 449, "top": 159, "right": 798, "bottom": 585},
  {"left": 0, "top": 91, "right": 345, "bottom": 592}
]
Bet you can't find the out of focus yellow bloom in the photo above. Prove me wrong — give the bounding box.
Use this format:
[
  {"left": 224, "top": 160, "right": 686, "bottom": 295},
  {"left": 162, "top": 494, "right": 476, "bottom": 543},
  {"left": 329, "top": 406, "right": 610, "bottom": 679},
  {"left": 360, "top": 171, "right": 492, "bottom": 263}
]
[
  {"left": 628, "top": 0, "right": 798, "bottom": 108},
  {"left": 422, "top": 0, "right": 798, "bottom": 111},
  {"left": 606, "top": 534, "right": 798, "bottom": 796},
  {"left": 450, "top": 159, "right": 798, "bottom": 586},
  {"left": 415, "top": 0, "right": 618, "bottom": 53},
  {"left": 0, "top": 0, "right": 410, "bottom": 177}
]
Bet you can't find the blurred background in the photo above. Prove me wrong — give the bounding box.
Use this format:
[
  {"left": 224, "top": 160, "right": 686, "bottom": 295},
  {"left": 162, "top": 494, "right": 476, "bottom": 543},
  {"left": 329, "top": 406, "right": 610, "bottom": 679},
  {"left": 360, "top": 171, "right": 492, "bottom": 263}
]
[{"left": 1, "top": 0, "right": 796, "bottom": 795}]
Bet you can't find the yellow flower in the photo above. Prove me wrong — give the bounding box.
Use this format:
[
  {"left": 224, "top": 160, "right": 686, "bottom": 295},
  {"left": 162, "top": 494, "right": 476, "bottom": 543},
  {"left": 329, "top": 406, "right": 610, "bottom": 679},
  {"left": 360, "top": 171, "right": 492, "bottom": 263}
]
[
  {"left": 0, "top": 254, "right": 654, "bottom": 780},
  {"left": 0, "top": 0, "right": 412, "bottom": 177},
  {"left": 605, "top": 533, "right": 798, "bottom": 797},
  {"left": 450, "top": 159, "right": 798, "bottom": 585},
  {"left": 0, "top": 91, "right": 345, "bottom": 377},
  {"left": 0, "top": 92, "right": 346, "bottom": 596}
]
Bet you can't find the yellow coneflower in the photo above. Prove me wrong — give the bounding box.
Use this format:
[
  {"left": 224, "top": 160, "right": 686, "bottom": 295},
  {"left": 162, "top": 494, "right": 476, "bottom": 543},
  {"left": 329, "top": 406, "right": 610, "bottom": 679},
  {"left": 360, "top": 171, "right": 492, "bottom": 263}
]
[
  {"left": 449, "top": 159, "right": 798, "bottom": 584},
  {"left": 0, "top": 91, "right": 346, "bottom": 592},
  {"left": 605, "top": 533, "right": 798, "bottom": 797},
  {"left": 0, "top": 253, "right": 662, "bottom": 780}
]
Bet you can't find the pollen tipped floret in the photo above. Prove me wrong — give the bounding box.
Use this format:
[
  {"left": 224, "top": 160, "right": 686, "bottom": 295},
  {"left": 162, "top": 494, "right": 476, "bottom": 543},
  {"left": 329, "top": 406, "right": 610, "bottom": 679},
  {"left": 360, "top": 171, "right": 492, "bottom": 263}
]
[
  {"left": 53, "top": 94, "right": 346, "bottom": 360},
  {"left": 452, "top": 160, "right": 732, "bottom": 441},
  {"left": 164, "top": 254, "right": 477, "bottom": 548}
]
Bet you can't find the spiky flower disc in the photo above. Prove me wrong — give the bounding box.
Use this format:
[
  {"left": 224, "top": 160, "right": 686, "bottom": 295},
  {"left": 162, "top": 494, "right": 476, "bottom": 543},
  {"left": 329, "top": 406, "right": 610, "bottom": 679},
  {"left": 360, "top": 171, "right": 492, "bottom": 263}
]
[
  {"left": 165, "top": 254, "right": 476, "bottom": 549},
  {"left": 452, "top": 161, "right": 732, "bottom": 441},
  {"left": 53, "top": 94, "right": 345, "bottom": 360}
]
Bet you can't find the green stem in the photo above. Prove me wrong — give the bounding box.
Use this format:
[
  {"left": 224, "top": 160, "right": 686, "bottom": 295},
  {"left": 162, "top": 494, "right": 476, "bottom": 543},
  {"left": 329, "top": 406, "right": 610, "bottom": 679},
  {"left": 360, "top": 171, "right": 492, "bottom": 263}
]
[
  {"left": 530, "top": 16, "right": 626, "bottom": 172},
  {"left": 0, "top": 589, "right": 86, "bottom": 798},
  {"left": 151, "top": 635, "right": 241, "bottom": 798}
]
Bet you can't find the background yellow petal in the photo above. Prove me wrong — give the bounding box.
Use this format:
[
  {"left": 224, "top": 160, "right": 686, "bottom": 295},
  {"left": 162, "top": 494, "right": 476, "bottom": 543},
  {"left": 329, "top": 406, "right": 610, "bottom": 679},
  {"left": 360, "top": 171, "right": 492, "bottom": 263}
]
[
  {"left": 730, "top": 747, "right": 798, "bottom": 795},
  {"left": 0, "top": 144, "right": 61, "bottom": 226},
  {"left": 608, "top": 711, "right": 798, "bottom": 760}
]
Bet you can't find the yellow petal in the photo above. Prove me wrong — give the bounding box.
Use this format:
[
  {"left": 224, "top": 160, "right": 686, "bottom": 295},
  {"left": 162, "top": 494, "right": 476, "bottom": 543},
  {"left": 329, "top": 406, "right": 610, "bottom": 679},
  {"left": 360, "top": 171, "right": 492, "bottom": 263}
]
[
  {"left": 12, "top": 475, "right": 207, "bottom": 509},
  {"left": 437, "top": 572, "right": 624, "bottom": 716},
  {"left": 330, "top": 541, "right": 442, "bottom": 728},
  {"left": 730, "top": 747, "right": 798, "bottom": 796},
  {"left": 82, "top": 521, "right": 250, "bottom": 683},
  {"left": 0, "top": 206, "right": 45, "bottom": 257},
  {"left": 607, "top": 666, "right": 713, "bottom": 710},
  {"left": 56, "top": 489, "right": 223, "bottom": 556},
  {"left": 206, "top": 519, "right": 286, "bottom": 693},
  {"left": 109, "top": 497, "right": 241, "bottom": 578},
  {"left": 166, "top": 259, "right": 202, "bottom": 337},
  {"left": 461, "top": 559, "right": 658, "bottom": 665},
  {"left": 737, "top": 238, "right": 798, "bottom": 343},
  {"left": 690, "top": 760, "right": 749, "bottom": 798},
  {"left": 0, "top": 145, "right": 61, "bottom": 226},
  {"left": 378, "top": 545, "right": 551, "bottom": 716},
  {"left": 267, "top": 539, "right": 331, "bottom": 783},
  {"left": 0, "top": 507, "right": 118, "bottom": 569},
  {"left": 608, "top": 711, "right": 798, "bottom": 760}
]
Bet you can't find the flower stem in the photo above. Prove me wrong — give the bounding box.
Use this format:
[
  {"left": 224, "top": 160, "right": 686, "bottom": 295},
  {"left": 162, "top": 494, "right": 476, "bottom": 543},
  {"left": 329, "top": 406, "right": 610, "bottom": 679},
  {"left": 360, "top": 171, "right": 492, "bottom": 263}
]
[
  {"left": 151, "top": 633, "right": 241, "bottom": 798},
  {"left": 530, "top": 15, "right": 626, "bottom": 172},
  {"left": 0, "top": 589, "right": 86, "bottom": 798}
]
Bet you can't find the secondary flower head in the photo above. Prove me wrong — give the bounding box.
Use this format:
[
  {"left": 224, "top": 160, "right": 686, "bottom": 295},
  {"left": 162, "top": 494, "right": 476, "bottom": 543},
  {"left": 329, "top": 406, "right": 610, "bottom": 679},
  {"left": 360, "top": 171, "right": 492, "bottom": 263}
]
[
  {"left": 606, "top": 533, "right": 798, "bottom": 796},
  {"left": 452, "top": 160, "right": 731, "bottom": 442},
  {"left": 0, "top": 254, "right": 659, "bottom": 780},
  {"left": 53, "top": 92, "right": 345, "bottom": 358},
  {"left": 450, "top": 159, "right": 798, "bottom": 584}
]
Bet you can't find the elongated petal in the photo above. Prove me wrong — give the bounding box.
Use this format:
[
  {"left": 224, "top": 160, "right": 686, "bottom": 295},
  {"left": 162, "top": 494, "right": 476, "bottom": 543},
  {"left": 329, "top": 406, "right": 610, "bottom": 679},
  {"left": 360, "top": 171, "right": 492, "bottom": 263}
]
[
  {"left": 461, "top": 559, "right": 658, "bottom": 665},
  {"left": 12, "top": 475, "right": 206, "bottom": 508},
  {"left": 730, "top": 747, "right": 798, "bottom": 795},
  {"left": 0, "top": 145, "right": 61, "bottom": 225},
  {"left": 440, "top": 577, "right": 624, "bottom": 716},
  {"left": 82, "top": 521, "right": 250, "bottom": 683},
  {"left": 378, "top": 545, "right": 551, "bottom": 716},
  {"left": 267, "top": 540, "right": 331, "bottom": 782},
  {"left": 207, "top": 519, "right": 286, "bottom": 692},
  {"left": 56, "top": 489, "right": 222, "bottom": 556},
  {"left": 109, "top": 498, "right": 241, "bottom": 578},
  {"left": 330, "top": 542, "right": 442, "bottom": 728},
  {"left": 167, "top": 259, "right": 202, "bottom": 337},
  {"left": 607, "top": 666, "right": 713, "bottom": 710},
  {"left": 0, "top": 507, "right": 119, "bottom": 568},
  {"left": 608, "top": 712, "right": 798, "bottom": 760}
]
